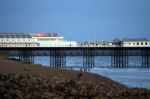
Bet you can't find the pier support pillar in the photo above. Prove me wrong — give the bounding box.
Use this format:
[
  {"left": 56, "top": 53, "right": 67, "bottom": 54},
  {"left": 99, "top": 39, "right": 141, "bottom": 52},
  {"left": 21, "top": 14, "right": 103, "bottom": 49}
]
[
  {"left": 111, "top": 48, "right": 128, "bottom": 67},
  {"left": 142, "top": 48, "right": 150, "bottom": 67},
  {"left": 83, "top": 48, "right": 95, "bottom": 71},
  {"left": 18, "top": 49, "right": 34, "bottom": 64},
  {"left": 49, "top": 48, "right": 66, "bottom": 68}
]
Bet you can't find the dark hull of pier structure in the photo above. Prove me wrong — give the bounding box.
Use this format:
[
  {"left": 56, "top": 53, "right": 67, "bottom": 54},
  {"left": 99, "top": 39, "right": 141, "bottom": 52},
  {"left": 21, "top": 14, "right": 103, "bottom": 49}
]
[
  {"left": 0, "top": 47, "right": 150, "bottom": 68},
  {"left": 9, "top": 49, "right": 145, "bottom": 56}
]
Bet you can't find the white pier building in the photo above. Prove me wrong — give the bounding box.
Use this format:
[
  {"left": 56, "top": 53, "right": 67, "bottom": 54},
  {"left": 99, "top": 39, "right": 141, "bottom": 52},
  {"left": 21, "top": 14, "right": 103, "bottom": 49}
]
[
  {"left": 122, "top": 38, "right": 150, "bottom": 47},
  {"left": 0, "top": 33, "right": 150, "bottom": 47},
  {"left": 0, "top": 33, "right": 77, "bottom": 47}
]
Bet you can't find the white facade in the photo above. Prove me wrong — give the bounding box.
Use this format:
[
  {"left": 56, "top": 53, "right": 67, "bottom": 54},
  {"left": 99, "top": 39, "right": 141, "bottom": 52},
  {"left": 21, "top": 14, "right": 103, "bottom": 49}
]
[
  {"left": 61, "top": 41, "right": 78, "bottom": 47},
  {"left": 78, "top": 42, "right": 113, "bottom": 47},
  {"left": 0, "top": 33, "right": 78, "bottom": 47},
  {"left": 0, "top": 37, "right": 39, "bottom": 47},
  {"left": 33, "top": 36, "right": 77, "bottom": 47},
  {"left": 122, "top": 40, "right": 150, "bottom": 47},
  {"left": 0, "top": 33, "right": 150, "bottom": 48}
]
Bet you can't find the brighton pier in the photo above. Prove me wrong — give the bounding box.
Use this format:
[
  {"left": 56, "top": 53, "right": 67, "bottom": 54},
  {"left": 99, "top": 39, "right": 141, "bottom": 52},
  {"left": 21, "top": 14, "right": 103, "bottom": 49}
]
[{"left": 0, "top": 33, "right": 150, "bottom": 69}]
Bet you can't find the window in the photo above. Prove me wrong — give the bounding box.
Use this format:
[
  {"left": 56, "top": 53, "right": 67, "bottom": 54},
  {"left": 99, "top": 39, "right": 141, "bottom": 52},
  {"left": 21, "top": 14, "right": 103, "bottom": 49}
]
[
  {"left": 51, "top": 38, "right": 55, "bottom": 40},
  {"left": 137, "top": 42, "right": 139, "bottom": 45},
  {"left": 96, "top": 44, "right": 98, "bottom": 46},
  {"left": 141, "top": 42, "right": 143, "bottom": 45},
  {"left": 133, "top": 42, "right": 135, "bottom": 45},
  {"left": 145, "top": 42, "right": 147, "bottom": 45}
]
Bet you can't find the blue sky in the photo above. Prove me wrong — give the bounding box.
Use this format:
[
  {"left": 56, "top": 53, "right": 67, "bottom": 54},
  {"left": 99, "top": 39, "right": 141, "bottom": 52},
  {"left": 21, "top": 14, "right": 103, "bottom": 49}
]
[{"left": 0, "top": 0, "right": 150, "bottom": 41}]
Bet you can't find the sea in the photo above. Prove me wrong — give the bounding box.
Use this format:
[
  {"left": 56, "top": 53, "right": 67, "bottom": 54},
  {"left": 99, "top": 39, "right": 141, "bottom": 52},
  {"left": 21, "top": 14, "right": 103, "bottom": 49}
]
[{"left": 14, "top": 56, "right": 150, "bottom": 89}]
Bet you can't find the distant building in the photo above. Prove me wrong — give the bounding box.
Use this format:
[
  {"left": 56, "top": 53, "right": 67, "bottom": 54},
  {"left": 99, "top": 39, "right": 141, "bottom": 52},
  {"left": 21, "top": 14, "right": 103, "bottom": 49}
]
[
  {"left": 0, "top": 33, "right": 39, "bottom": 47},
  {"left": 79, "top": 41, "right": 112, "bottom": 47},
  {"left": 95, "top": 41, "right": 112, "bottom": 47},
  {"left": 112, "top": 39, "right": 122, "bottom": 47},
  {"left": 122, "top": 38, "right": 150, "bottom": 47},
  {"left": 0, "top": 33, "right": 78, "bottom": 47},
  {"left": 79, "top": 38, "right": 150, "bottom": 47},
  {"left": 0, "top": 33, "right": 150, "bottom": 47}
]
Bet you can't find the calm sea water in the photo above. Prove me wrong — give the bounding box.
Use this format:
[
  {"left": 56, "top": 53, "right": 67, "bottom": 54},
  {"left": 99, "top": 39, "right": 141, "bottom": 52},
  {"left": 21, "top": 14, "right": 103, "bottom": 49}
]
[{"left": 14, "top": 56, "right": 150, "bottom": 89}]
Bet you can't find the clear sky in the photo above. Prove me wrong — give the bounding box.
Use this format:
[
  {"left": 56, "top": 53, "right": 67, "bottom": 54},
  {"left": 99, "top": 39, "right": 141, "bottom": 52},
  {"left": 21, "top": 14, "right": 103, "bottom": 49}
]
[{"left": 0, "top": 0, "right": 150, "bottom": 41}]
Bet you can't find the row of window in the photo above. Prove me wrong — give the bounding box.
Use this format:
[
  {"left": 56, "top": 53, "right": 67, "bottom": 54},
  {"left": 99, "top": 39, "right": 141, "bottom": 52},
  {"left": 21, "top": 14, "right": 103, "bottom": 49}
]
[
  {"left": 127, "top": 42, "right": 150, "bottom": 46},
  {"left": 37, "top": 38, "right": 63, "bottom": 41},
  {"left": 0, "top": 43, "right": 39, "bottom": 47},
  {"left": 0, "top": 39, "right": 34, "bottom": 42}
]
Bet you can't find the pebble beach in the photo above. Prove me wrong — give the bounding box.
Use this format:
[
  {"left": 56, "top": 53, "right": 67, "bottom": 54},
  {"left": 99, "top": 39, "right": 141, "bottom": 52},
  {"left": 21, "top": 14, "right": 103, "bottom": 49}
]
[{"left": 0, "top": 57, "right": 150, "bottom": 99}]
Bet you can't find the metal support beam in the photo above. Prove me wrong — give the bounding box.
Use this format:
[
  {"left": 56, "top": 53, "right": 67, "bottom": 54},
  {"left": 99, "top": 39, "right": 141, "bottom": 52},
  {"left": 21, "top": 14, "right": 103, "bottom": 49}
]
[
  {"left": 49, "top": 48, "right": 66, "bottom": 68},
  {"left": 111, "top": 48, "right": 128, "bottom": 67},
  {"left": 83, "top": 48, "right": 95, "bottom": 71},
  {"left": 18, "top": 49, "right": 34, "bottom": 64},
  {"left": 142, "top": 48, "right": 150, "bottom": 67}
]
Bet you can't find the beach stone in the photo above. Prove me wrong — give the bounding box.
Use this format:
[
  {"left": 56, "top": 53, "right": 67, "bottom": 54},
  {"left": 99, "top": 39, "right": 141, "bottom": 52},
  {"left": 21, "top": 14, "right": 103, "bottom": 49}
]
[
  {"left": 0, "top": 74, "right": 8, "bottom": 81},
  {"left": 3, "top": 93, "right": 12, "bottom": 99},
  {"left": 42, "top": 82, "right": 49, "bottom": 89},
  {"left": 14, "top": 90, "right": 23, "bottom": 99},
  {"left": 70, "top": 88, "right": 77, "bottom": 95},
  {"left": 0, "top": 86, "right": 8, "bottom": 95},
  {"left": 0, "top": 81, "right": 4, "bottom": 87},
  {"left": 0, "top": 73, "right": 150, "bottom": 98},
  {"left": 24, "top": 94, "right": 32, "bottom": 99}
]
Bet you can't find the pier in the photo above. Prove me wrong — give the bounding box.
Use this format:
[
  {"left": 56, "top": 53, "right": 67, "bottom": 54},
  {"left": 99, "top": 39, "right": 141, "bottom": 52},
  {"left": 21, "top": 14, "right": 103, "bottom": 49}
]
[{"left": 0, "top": 47, "right": 150, "bottom": 69}]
